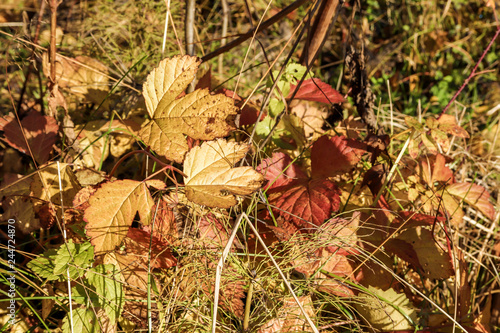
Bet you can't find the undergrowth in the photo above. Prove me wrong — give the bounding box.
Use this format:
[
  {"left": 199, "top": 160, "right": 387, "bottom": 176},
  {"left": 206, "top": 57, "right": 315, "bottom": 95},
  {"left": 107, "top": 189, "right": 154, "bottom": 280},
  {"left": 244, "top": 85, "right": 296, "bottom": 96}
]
[{"left": 0, "top": 0, "right": 499, "bottom": 332}]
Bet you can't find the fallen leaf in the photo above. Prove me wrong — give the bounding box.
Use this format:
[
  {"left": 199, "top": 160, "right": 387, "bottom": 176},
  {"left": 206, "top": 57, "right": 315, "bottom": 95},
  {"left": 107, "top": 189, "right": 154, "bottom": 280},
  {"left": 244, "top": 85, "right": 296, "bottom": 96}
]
[
  {"left": 288, "top": 78, "right": 345, "bottom": 104},
  {"left": 183, "top": 139, "right": 264, "bottom": 208},
  {"left": 42, "top": 53, "right": 109, "bottom": 97},
  {"left": 446, "top": 182, "right": 495, "bottom": 220},
  {"left": 385, "top": 227, "right": 454, "bottom": 279},
  {"left": 290, "top": 100, "right": 327, "bottom": 137},
  {"left": 139, "top": 56, "right": 237, "bottom": 163},
  {"left": 257, "top": 152, "right": 307, "bottom": 191},
  {"left": 354, "top": 286, "right": 417, "bottom": 331},
  {"left": 311, "top": 135, "right": 367, "bottom": 178},
  {"left": 268, "top": 178, "right": 340, "bottom": 229},
  {"left": 31, "top": 163, "right": 82, "bottom": 206},
  {"left": 84, "top": 180, "right": 155, "bottom": 254},
  {"left": 1, "top": 112, "right": 58, "bottom": 164},
  {"left": 124, "top": 228, "right": 177, "bottom": 269}
]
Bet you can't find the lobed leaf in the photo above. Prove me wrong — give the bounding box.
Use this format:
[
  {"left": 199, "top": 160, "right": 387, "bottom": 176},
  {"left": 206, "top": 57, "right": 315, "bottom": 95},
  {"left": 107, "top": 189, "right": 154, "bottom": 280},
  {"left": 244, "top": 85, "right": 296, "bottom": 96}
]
[
  {"left": 139, "top": 56, "right": 238, "bottom": 163},
  {"left": 183, "top": 139, "right": 264, "bottom": 208},
  {"left": 1, "top": 112, "right": 58, "bottom": 164},
  {"left": 84, "top": 180, "right": 154, "bottom": 254},
  {"left": 268, "top": 178, "right": 341, "bottom": 229},
  {"left": 311, "top": 135, "right": 367, "bottom": 178}
]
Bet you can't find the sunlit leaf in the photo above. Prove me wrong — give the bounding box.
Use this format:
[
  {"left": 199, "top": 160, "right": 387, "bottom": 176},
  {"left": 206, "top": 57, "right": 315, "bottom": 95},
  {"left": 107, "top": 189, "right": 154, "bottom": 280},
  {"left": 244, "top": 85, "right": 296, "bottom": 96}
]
[
  {"left": 288, "top": 78, "right": 345, "bottom": 104},
  {"left": 183, "top": 139, "right": 264, "bottom": 208},
  {"left": 355, "top": 286, "right": 417, "bottom": 331},
  {"left": 446, "top": 182, "right": 495, "bottom": 220},
  {"left": 1, "top": 112, "right": 58, "bottom": 164},
  {"left": 139, "top": 56, "right": 238, "bottom": 163},
  {"left": 84, "top": 180, "right": 154, "bottom": 254}
]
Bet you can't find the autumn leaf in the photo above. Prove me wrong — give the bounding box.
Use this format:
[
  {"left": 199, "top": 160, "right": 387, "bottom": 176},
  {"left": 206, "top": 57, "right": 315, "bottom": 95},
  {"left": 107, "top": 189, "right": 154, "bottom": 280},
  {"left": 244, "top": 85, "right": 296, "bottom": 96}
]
[
  {"left": 84, "top": 180, "right": 155, "bottom": 254},
  {"left": 183, "top": 139, "right": 264, "bottom": 208},
  {"left": 1, "top": 112, "right": 58, "bottom": 164},
  {"left": 446, "top": 182, "right": 495, "bottom": 220},
  {"left": 311, "top": 135, "right": 367, "bottom": 178},
  {"left": 355, "top": 286, "right": 417, "bottom": 331},
  {"left": 385, "top": 227, "right": 454, "bottom": 279},
  {"left": 258, "top": 296, "right": 316, "bottom": 333},
  {"left": 288, "top": 78, "right": 345, "bottom": 104},
  {"left": 42, "top": 53, "right": 109, "bottom": 96},
  {"left": 139, "top": 56, "right": 238, "bottom": 163},
  {"left": 268, "top": 178, "right": 340, "bottom": 229},
  {"left": 257, "top": 152, "right": 307, "bottom": 191},
  {"left": 124, "top": 228, "right": 177, "bottom": 269},
  {"left": 258, "top": 144, "right": 343, "bottom": 229}
]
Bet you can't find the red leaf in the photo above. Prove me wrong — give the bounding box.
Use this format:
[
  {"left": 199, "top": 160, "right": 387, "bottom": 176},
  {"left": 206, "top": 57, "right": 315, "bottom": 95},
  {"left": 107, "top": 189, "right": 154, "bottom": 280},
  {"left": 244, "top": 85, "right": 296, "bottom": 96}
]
[
  {"left": 268, "top": 178, "right": 341, "bottom": 229},
  {"left": 446, "top": 183, "right": 495, "bottom": 220},
  {"left": 288, "top": 78, "right": 345, "bottom": 104},
  {"left": 419, "top": 154, "right": 454, "bottom": 186},
  {"left": 125, "top": 228, "right": 177, "bottom": 269},
  {"left": 311, "top": 135, "right": 367, "bottom": 178},
  {"left": 257, "top": 152, "right": 307, "bottom": 190},
  {"left": 1, "top": 112, "right": 58, "bottom": 164}
]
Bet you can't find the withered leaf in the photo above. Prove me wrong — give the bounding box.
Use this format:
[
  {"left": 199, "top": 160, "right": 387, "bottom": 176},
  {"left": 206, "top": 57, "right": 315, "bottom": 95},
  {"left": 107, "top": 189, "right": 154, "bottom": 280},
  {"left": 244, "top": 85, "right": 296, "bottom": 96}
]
[
  {"left": 183, "top": 139, "right": 264, "bottom": 208},
  {"left": 84, "top": 180, "right": 154, "bottom": 254},
  {"left": 139, "top": 56, "right": 238, "bottom": 163}
]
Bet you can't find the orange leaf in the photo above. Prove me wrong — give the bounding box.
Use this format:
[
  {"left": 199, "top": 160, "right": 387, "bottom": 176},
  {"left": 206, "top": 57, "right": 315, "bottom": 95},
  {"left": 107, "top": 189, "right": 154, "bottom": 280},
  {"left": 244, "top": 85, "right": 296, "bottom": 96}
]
[
  {"left": 268, "top": 178, "right": 341, "bottom": 229},
  {"left": 84, "top": 180, "right": 155, "bottom": 254},
  {"left": 446, "top": 182, "right": 495, "bottom": 220}
]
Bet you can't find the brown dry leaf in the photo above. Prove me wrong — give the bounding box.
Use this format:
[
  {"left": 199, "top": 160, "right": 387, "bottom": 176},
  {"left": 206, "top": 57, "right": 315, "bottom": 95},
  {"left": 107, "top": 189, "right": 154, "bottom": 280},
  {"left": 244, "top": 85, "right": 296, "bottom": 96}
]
[
  {"left": 84, "top": 180, "right": 154, "bottom": 254},
  {"left": 258, "top": 296, "right": 316, "bottom": 333},
  {"left": 0, "top": 111, "right": 59, "bottom": 164},
  {"left": 1, "top": 196, "right": 39, "bottom": 234},
  {"left": 31, "top": 163, "right": 81, "bottom": 205},
  {"left": 75, "top": 119, "right": 141, "bottom": 168},
  {"left": 385, "top": 227, "right": 454, "bottom": 279},
  {"left": 290, "top": 100, "right": 327, "bottom": 137},
  {"left": 139, "top": 56, "right": 237, "bottom": 163},
  {"left": 183, "top": 139, "right": 264, "bottom": 208},
  {"left": 42, "top": 53, "right": 109, "bottom": 97}
]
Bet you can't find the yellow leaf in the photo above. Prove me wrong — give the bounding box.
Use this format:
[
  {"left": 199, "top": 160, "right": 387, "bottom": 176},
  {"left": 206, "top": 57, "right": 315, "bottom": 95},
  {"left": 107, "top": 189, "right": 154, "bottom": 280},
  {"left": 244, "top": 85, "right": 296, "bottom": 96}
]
[
  {"left": 355, "top": 286, "right": 417, "bottom": 331},
  {"left": 139, "top": 56, "right": 238, "bottom": 163},
  {"left": 84, "top": 180, "right": 154, "bottom": 254},
  {"left": 183, "top": 139, "right": 264, "bottom": 208},
  {"left": 142, "top": 55, "right": 200, "bottom": 118}
]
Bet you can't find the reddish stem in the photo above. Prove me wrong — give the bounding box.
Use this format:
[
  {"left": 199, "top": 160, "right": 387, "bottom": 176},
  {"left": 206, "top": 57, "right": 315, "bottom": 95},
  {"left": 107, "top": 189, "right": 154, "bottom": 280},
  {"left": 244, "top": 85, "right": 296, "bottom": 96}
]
[{"left": 440, "top": 26, "right": 500, "bottom": 117}]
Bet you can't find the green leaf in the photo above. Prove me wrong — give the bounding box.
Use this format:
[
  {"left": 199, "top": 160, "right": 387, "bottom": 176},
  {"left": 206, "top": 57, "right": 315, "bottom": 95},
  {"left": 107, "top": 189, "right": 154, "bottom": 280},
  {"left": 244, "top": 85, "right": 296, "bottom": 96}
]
[
  {"left": 87, "top": 264, "right": 124, "bottom": 323},
  {"left": 27, "top": 249, "right": 60, "bottom": 281},
  {"left": 53, "top": 240, "right": 94, "bottom": 279},
  {"left": 255, "top": 115, "right": 275, "bottom": 138},
  {"left": 285, "top": 63, "right": 311, "bottom": 81},
  {"left": 269, "top": 99, "right": 285, "bottom": 117},
  {"left": 62, "top": 308, "right": 98, "bottom": 333}
]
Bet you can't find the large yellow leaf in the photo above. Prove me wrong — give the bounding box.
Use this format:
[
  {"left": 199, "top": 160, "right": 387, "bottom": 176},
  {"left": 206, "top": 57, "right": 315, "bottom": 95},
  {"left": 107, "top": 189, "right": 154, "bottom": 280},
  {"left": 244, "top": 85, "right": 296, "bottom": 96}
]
[
  {"left": 183, "top": 139, "right": 264, "bottom": 208},
  {"left": 84, "top": 180, "right": 154, "bottom": 254},
  {"left": 355, "top": 286, "right": 417, "bottom": 331},
  {"left": 139, "top": 56, "right": 238, "bottom": 163}
]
